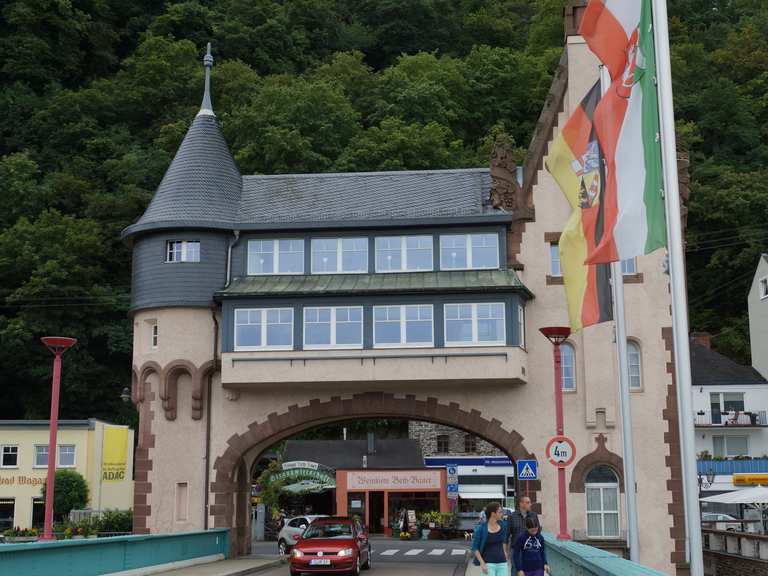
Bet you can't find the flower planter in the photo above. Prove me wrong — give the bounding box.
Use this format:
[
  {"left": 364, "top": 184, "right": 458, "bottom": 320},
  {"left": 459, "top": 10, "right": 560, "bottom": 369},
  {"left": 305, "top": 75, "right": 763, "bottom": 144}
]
[
  {"left": 87, "top": 535, "right": 98, "bottom": 539},
  {"left": 72, "top": 535, "right": 85, "bottom": 540},
  {"left": 6, "top": 536, "right": 39, "bottom": 543}
]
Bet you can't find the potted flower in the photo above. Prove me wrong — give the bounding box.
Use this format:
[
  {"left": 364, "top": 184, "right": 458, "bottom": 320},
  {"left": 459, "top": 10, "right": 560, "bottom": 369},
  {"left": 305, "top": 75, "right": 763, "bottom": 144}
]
[
  {"left": 63, "top": 526, "right": 73, "bottom": 540},
  {"left": 3, "top": 526, "right": 40, "bottom": 543}
]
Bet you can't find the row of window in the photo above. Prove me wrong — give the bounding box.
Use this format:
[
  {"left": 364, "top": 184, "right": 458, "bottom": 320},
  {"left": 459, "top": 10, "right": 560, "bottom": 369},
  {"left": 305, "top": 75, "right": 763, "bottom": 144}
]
[
  {"left": 549, "top": 244, "right": 637, "bottom": 277},
  {"left": 0, "top": 444, "right": 76, "bottom": 469},
  {"left": 234, "top": 303, "right": 513, "bottom": 350},
  {"left": 559, "top": 341, "right": 643, "bottom": 391},
  {"left": 166, "top": 233, "right": 501, "bottom": 274}
]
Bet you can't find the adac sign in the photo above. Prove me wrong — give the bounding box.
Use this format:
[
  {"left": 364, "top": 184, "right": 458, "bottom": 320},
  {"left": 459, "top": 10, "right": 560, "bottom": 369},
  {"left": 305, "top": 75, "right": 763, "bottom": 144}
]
[
  {"left": 101, "top": 425, "right": 129, "bottom": 483},
  {"left": 733, "top": 473, "right": 768, "bottom": 486}
]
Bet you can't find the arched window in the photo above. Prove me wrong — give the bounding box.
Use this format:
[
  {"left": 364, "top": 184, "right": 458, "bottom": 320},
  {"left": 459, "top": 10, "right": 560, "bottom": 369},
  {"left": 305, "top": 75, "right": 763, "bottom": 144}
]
[
  {"left": 627, "top": 341, "right": 642, "bottom": 390},
  {"left": 560, "top": 343, "right": 576, "bottom": 391},
  {"left": 586, "top": 465, "right": 619, "bottom": 538}
]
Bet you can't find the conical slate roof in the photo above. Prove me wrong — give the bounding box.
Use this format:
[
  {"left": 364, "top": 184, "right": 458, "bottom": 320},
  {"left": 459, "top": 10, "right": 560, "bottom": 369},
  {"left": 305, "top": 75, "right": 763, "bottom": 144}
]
[{"left": 123, "top": 44, "right": 241, "bottom": 238}]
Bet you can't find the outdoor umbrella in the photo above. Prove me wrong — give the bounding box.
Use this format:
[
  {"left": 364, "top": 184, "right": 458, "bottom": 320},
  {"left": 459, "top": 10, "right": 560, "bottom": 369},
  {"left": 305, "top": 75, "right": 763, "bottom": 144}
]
[{"left": 700, "top": 486, "right": 768, "bottom": 533}]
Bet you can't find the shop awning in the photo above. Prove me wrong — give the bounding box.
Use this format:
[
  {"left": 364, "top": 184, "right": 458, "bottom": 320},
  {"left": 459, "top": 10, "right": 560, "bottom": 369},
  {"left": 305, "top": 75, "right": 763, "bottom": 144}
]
[{"left": 459, "top": 492, "right": 505, "bottom": 500}]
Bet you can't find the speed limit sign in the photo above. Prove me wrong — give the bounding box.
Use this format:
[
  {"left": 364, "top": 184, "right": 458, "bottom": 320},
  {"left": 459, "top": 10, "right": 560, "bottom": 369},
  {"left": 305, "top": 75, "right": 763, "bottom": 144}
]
[{"left": 546, "top": 435, "right": 576, "bottom": 468}]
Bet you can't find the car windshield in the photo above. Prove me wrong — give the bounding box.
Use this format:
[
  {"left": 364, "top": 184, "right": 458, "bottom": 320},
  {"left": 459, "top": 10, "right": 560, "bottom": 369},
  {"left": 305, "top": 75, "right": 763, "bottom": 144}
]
[{"left": 303, "top": 522, "right": 353, "bottom": 539}]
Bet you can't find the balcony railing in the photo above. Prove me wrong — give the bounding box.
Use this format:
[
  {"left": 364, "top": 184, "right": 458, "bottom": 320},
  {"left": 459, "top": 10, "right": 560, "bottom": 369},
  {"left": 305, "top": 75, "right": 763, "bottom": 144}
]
[
  {"left": 703, "top": 529, "right": 768, "bottom": 561},
  {"left": 697, "top": 458, "right": 768, "bottom": 475},
  {"left": 694, "top": 409, "right": 767, "bottom": 427}
]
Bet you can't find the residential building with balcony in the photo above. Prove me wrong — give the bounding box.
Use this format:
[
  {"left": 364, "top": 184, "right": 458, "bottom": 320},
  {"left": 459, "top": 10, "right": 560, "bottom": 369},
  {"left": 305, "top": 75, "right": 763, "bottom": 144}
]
[
  {"left": 691, "top": 334, "right": 768, "bottom": 492},
  {"left": 748, "top": 253, "right": 768, "bottom": 380}
]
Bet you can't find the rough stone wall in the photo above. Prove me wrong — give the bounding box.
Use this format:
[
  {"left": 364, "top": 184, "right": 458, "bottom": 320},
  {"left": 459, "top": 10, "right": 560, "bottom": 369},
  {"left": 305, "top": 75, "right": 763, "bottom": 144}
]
[
  {"left": 408, "top": 421, "right": 503, "bottom": 457},
  {"left": 705, "top": 552, "right": 768, "bottom": 576}
]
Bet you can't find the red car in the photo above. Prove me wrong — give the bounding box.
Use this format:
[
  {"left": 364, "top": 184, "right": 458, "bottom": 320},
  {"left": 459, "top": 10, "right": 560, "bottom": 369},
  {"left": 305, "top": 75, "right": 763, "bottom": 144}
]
[{"left": 290, "top": 517, "right": 372, "bottom": 575}]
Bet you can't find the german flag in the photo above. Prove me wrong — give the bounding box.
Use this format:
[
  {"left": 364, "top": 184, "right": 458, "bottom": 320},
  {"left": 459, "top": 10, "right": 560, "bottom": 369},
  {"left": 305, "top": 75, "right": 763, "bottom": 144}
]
[{"left": 545, "top": 81, "right": 613, "bottom": 330}]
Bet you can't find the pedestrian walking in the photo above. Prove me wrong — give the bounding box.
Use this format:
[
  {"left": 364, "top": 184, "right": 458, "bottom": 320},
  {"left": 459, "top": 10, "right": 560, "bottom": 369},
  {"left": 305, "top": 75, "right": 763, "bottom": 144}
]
[
  {"left": 513, "top": 517, "right": 550, "bottom": 576},
  {"left": 471, "top": 502, "right": 510, "bottom": 576},
  {"left": 508, "top": 496, "right": 539, "bottom": 546}
]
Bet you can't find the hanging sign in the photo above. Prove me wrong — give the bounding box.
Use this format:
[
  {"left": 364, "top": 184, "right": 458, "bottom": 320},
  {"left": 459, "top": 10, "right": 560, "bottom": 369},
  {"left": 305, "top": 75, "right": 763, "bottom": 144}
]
[
  {"left": 545, "top": 436, "right": 576, "bottom": 468},
  {"left": 102, "top": 425, "right": 129, "bottom": 482}
]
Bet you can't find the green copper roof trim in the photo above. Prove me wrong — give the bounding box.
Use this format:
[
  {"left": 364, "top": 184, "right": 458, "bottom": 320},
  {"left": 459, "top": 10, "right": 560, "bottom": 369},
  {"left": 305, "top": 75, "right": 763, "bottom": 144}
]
[{"left": 216, "top": 270, "right": 532, "bottom": 299}]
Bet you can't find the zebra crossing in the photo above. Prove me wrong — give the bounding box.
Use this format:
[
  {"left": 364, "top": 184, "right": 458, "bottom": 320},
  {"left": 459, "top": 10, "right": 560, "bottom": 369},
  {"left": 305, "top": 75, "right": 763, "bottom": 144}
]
[{"left": 375, "top": 547, "right": 468, "bottom": 557}]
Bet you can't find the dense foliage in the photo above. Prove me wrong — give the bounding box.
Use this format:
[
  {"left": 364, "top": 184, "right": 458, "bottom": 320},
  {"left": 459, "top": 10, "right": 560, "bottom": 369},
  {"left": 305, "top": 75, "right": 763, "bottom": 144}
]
[
  {"left": 0, "top": 1, "right": 765, "bottom": 419},
  {"left": 40, "top": 469, "right": 89, "bottom": 520}
]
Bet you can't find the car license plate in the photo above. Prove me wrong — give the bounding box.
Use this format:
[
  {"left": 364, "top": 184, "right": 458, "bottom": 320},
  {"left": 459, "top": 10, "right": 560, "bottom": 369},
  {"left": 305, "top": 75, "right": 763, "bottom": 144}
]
[{"left": 310, "top": 559, "right": 331, "bottom": 566}]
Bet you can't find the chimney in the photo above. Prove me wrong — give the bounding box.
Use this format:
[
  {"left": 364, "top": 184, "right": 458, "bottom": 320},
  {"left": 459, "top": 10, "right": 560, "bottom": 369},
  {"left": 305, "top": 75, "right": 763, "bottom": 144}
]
[
  {"left": 564, "top": 0, "right": 588, "bottom": 37},
  {"left": 367, "top": 432, "right": 376, "bottom": 455},
  {"left": 692, "top": 332, "right": 712, "bottom": 349}
]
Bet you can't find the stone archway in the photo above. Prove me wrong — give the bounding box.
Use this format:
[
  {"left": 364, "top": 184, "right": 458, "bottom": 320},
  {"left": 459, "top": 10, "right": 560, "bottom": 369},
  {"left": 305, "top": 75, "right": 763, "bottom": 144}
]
[{"left": 210, "top": 391, "right": 540, "bottom": 556}]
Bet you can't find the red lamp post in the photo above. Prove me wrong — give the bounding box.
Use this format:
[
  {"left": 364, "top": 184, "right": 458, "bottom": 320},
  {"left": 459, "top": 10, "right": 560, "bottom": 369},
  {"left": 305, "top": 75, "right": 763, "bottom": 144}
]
[
  {"left": 40, "top": 336, "right": 77, "bottom": 541},
  {"left": 540, "top": 326, "right": 571, "bottom": 540}
]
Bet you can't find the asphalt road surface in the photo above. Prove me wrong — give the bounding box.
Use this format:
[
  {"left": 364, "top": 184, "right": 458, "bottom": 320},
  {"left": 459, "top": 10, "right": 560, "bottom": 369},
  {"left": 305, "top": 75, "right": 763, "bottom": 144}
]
[{"left": 251, "top": 537, "right": 471, "bottom": 574}]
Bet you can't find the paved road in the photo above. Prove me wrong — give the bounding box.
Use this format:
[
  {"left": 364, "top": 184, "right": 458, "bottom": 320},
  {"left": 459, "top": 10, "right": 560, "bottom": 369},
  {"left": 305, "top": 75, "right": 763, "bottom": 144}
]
[
  {"left": 254, "top": 561, "right": 466, "bottom": 576},
  {"left": 251, "top": 537, "right": 471, "bottom": 565}
]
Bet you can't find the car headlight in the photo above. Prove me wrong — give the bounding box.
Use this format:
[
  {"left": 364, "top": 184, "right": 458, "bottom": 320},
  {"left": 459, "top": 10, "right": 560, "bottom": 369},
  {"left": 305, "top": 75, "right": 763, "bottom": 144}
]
[
  {"left": 292, "top": 549, "right": 304, "bottom": 558},
  {"left": 337, "top": 548, "right": 354, "bottom": 557}
]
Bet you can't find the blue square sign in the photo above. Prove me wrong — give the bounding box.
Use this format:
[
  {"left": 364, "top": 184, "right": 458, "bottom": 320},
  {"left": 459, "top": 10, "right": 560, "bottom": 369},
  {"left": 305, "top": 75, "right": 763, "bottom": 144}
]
[{"left": 516, "top": 459, "right": 538, "bottom": 481}]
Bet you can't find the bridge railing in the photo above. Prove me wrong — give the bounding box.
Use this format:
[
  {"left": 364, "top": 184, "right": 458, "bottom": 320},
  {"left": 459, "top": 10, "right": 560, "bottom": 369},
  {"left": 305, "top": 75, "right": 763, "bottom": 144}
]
[
  {"left": 0, "top": 529, "right": 229, "bottom": 576},
  {"left": 703, "top": 528, "right": 768, "bottom": 561},
  {"left": 543, "top": 534, "right": 667, "bottom": 575}
]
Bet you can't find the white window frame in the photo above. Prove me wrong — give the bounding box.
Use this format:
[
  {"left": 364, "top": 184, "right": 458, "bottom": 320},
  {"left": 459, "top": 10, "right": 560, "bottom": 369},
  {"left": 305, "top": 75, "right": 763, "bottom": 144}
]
[
  {"left": 247, "top": 239, "right": 305, "bottom": 275},
  {"left": 57, "top": 445, "right": 76, "bottom": 468},
  {"left": 310, "top": 238, "right": 368, "bottom": 274},
  {"left": 439, "top": 233, "right": 499, "bottom": 271},
  {"left": 151, "top": 323, "right": 158, "bottom": 349},
  {"left": 443, "top": 303, "right": 506, "bottom": 347},
  {"left": 760, "top": 276, "right": 768, "bottom": 300},
  {"left": 713, "top": 435, "right": 749, "bottom": 458},
  {"left": 375, "top": 236, "right": 433, "bottom": 273},
  {"left": 0, "top": 445, "right": 19, "bottom": 469},
  {"left": 586, "top": 480, "right": 620, "bottom": 539},
  {"left": 373, "top": 305, "right": 434, "bottom": 348},
  {"left": 560, "top": 342, "right": 576, "bottom": 392},
  {"left": 627, "top": 340, "right": 642, "bottom": 390},
  {"left": 518, "top": 304, "right": 526, "bottom": 349},
  {"left": 303, "top": 306, "right": 364, "bottom": 350},
  {"left": 33, "top": 445, "right": 49, "bottom": 469},
  {"left": 166, "top": 240, "right": 200, "bottom": 263},
  {"left": 550, "top": 243, "right": 562, "bottom": 277},
  {"left": 621, "top": 257, "right": 637, "bottom": 275},
  {"left": 234, "top": 308, "right": 294, "bottom": 351}
]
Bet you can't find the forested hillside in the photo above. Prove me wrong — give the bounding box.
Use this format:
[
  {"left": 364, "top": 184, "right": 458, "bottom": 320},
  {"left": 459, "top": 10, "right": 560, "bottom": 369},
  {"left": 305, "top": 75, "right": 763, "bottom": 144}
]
[{"left": 0, "top": 0, "right": 765, "bottom": 420}]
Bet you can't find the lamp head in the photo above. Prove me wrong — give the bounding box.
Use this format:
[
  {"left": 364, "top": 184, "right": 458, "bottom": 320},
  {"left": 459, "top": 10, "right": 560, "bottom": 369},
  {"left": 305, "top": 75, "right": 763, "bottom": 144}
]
[
  {"left": 120, "top": 387, "right": 131, "bottom": 403},
  {"left": 41, "top": 337, "right": 77, "bottom": 355},
  {"left": 540, "top": 326, "right": 571, "bottom": 345}
]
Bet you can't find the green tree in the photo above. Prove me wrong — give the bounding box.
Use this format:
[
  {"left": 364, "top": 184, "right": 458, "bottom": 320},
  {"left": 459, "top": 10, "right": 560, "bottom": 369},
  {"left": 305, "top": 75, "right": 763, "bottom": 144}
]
[{"left": 41, "top": 469, "right": 89, "bottom": 520}]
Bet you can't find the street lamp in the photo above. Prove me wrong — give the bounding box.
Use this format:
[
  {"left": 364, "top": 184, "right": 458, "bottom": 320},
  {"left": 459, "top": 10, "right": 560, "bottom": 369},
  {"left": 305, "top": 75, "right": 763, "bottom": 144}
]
[
  {"left": 120, "top": 387, "right": 131, "bottom": 403},
  {"left": 40, "top": 336, "right": 77, "bottom": 541},
  {"left": 698, "top": 468, "right": 716, "bottom": 491},
  {"left": 540, "top": 326, "right": 572, "bottom": 540}
]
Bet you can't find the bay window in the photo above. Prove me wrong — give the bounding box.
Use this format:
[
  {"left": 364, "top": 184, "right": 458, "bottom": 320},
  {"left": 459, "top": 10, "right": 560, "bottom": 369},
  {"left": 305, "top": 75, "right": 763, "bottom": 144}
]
[
  {"left": 444, "top": 303, "right": 505, "bottom": 346},
  {"left": 304, "top": 306, "right": 363, "bottom": 349},
  {"left": 373, "top": 305, "right": 434, "bottom": 347},
  {"left": 234, "top": 308, "right": 294, "bottom": 350}
]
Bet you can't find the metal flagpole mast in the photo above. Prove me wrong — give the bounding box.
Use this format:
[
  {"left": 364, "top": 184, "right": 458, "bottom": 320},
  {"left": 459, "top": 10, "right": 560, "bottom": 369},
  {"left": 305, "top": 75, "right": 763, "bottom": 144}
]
[
  {"left": 651, "top": 1, "right": 704, "bottom": 574},
  {"left": 599, "top": 66, "right": 640, "bottom": 563}
]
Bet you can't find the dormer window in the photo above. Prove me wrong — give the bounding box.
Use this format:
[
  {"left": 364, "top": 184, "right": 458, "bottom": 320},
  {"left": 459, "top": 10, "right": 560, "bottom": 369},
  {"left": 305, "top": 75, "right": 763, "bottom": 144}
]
[
  {"left": 440, "top": 233, "right": 499, "bottom": 270},
  {"left": 166, "top": 240, "right": 200, "bottom": 263},
  {"left": 311, "top": 238, "right": 368, "bottom": 274},
  {"left": 375, "top": 236, "right": 433, "bottom": 272}
]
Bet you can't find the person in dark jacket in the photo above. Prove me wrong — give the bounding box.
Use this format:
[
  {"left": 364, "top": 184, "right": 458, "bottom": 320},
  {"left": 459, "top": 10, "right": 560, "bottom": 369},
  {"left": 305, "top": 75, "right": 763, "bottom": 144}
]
[
  {"left": 513, "top": 517, "right": 549, "bottom": 576},
  {"left": 471, "top": 502, "right": 509, "bottom": 575},
  {"left": 508, "top": 496, "right": 539, "bottom": 547}
]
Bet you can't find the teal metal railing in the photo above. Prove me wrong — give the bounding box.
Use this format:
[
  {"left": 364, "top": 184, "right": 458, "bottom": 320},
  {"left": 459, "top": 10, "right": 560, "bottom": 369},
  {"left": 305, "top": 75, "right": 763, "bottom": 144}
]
[
  {"left": 0, "top": 529, "right": 229, "bottom": 576},
  {"left": 544, "top": 534, "right": 668, "bottom": 575}
]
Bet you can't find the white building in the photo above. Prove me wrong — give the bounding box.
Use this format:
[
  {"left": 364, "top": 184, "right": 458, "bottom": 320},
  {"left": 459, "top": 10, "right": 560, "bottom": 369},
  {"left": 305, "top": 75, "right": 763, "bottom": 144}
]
[{"left": 748, "top": 254, "right": 768, "bottom": 380}]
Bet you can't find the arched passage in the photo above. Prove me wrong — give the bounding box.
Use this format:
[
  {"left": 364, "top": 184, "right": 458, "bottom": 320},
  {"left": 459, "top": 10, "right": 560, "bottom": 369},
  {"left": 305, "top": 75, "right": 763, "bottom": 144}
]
[{"left": 210, "top": 391, "right": 541, "bottom": 556}]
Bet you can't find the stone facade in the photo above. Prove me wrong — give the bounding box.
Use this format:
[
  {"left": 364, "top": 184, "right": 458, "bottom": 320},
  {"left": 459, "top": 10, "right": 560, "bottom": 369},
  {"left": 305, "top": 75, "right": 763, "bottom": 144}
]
[{"left": 408, "top": 421, "right": 502, "bottom": 457}]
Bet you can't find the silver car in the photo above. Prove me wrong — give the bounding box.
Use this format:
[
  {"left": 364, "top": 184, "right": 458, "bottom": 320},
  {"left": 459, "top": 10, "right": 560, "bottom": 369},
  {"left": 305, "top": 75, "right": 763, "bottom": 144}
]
[
  {"left": 277, "top": 515, "right": 327, "bottom": 555},
  {"left": 702, "top": 512, "right": 741, "bottom": 531}
]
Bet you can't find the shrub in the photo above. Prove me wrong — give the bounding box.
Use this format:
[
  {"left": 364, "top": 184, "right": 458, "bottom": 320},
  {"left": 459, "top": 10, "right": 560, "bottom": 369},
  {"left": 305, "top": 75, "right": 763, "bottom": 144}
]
[
  {"left": 40, "top": 469, "right": 89, "bottom": 520},
  {"left": 96, "top": 509, "right": 133, "bottom": 533}
]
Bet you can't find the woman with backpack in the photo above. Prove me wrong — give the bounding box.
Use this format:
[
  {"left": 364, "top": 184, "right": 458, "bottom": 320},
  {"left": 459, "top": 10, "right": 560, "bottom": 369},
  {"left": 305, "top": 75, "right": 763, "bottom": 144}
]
[{"left": 471, "top": 502, "right": 509, "bottom": 575}]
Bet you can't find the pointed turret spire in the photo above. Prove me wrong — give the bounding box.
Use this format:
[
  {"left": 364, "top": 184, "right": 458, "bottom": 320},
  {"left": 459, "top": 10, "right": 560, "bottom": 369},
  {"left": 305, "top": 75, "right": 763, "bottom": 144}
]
[{"left": 198, "top": 42, "right": 214, "bottom": 116}]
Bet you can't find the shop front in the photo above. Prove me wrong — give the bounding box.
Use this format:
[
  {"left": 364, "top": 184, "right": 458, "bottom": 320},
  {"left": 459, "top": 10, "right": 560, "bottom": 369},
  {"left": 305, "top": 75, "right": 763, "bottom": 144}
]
[{"left": 336, "top": 469, "right": 448, "bottom": 536}]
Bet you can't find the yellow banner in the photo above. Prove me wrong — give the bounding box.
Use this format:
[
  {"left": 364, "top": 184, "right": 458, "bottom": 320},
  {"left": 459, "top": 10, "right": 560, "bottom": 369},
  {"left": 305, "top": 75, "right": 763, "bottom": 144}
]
[
  {"left": 733, "top": 473, "right": 768, "bottom": 486},
  {"left": 102, "top": 425, "right": 128, "bottom": 482}
]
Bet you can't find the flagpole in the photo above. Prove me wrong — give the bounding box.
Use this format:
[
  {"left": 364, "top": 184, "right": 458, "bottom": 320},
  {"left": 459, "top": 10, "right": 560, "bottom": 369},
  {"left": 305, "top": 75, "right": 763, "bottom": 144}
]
[
  {"left": 651, "top": 1, "right": 704, "bottom": 574},
  {"left": 598, "top": 66, "right": 640, "bottom": 563}
]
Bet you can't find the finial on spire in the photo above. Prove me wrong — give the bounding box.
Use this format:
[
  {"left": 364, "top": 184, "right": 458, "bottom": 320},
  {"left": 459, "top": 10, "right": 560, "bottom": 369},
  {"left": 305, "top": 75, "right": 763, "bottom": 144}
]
[{"left": 198, "top": 42, "right": 214, "bottom": 116}]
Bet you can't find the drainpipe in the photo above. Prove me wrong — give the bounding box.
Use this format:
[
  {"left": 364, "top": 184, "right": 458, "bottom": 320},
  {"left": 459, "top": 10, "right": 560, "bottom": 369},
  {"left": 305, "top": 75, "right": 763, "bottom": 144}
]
[
  {"left": 204, "top": 304, "right": 219, "bottom": 529},
  {"left": 225, "top": 230, "right": 241, "bottom": 288}
]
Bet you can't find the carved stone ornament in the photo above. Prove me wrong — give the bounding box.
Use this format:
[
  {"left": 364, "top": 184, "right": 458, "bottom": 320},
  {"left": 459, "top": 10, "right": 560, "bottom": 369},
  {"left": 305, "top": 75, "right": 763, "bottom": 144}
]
[{"left": 489, "top": 135, "right": 523, "bottom": 212}]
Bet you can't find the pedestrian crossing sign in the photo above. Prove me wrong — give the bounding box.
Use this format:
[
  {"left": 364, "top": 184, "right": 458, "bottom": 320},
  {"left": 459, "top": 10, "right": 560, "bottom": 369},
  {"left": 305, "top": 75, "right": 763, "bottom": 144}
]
[{"left": 517, "top": 459, "right": 538, "bottom": 481}]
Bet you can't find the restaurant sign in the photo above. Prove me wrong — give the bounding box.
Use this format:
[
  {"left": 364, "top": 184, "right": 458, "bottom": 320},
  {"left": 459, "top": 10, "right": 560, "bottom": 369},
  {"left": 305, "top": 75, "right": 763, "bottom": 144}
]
[{"left": 347, "top": 470, "right": 441, "bottom": 490}]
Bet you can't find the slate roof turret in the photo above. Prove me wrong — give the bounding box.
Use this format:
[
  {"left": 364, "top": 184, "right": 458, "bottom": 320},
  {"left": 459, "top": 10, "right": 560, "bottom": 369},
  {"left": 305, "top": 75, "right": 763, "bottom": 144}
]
[{"left": 122, "top": 44, "right": 241, "bottom": 239}]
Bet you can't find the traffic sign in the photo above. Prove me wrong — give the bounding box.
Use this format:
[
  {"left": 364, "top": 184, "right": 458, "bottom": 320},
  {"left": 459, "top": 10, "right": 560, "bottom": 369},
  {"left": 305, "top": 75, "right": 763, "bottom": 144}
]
[
  {"left": 447, "top": 483, "right": 459, "bottom": 493},
  {"left": 546, "top": 436, "right": 576, "bottom": 468},
  {"left": 447, "top": 465, "right": 458, "bottom": 477},
  {"left": 517, "top": 459, "right": 538, "bottom": 481}
]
